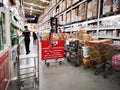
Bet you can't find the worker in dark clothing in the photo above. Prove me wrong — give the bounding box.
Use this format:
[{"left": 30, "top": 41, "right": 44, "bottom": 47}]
[
  {"left": 22, "top": 26, "right": 31, "bottom": 54},
  {"left": 33, "top": 32, "right": 37, "bottom": 44}
]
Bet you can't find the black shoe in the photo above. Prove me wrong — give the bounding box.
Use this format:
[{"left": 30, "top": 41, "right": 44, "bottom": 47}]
[
  {"left": 26, "top": 51, "right": 30, "bottom": 54},
  {"left": 28, "top": 50, "right": 30, "bottom": 53},
  {"left": 26, "top": 52, "right": 29, "bottom": 54}
]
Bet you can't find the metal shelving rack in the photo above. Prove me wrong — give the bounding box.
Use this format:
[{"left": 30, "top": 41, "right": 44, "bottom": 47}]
[{"left": 17, "top": 41, "right": 39, "bottom": 90}]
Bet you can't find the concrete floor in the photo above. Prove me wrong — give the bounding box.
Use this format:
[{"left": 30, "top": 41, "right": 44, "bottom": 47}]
[
  {"left": 7, "top": 37, "right": 120, "bottom": 90},
  {"left": 39, "top": 60, "right": 120, "bottom": 90}
]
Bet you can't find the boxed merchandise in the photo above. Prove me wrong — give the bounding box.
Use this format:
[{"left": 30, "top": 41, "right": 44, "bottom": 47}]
[
  {"left": 58, "top": 15, "right": 62, "bottom": 25},
  {"left": 58, "top": 33, "right": 65, "bottom": 40},
  {"left": 42, "top": 33, "right": 50, "bottom": 40},
  {"left": 71, "top": 9, "right": 75, "bottom": 22},
  {"left": 71, "top": 7, "right": 79, "bottom": 22},
  {"left": 79, "top": 2, "right": 87, "bottom": 21},
  {"left": 62, "top": 0, "right": 66, "bottom": 11},
  {"left": 82, "top": 58, "right": 94, "bottom": 68},
  {"left": 92, "top": 0, "right": 98, "bottom": 17},
  {"left": 113, "top": 0, "right": 120, "bottom": 12},
  {"left": 72, "top": 0, "right": 79, "bottom": 4},
  {"left": 66, "top": 0, "right": 72, "bottom": 8},
  {"left": 64, "top": 33, "right": 72, "bottom": 40},
  {"left": 83, "top": 34, "right": 92, "bottom": 43},
  {"left": 66, "top": 11, "right": 71, "bottom": 24},
  {"left": 102, "top": 0, "right": 112, "bottom": 15},
  {"left": 112, "top": 54, "right": 120, "bottom": 68},
  {"left": 87, "top": 0, "right": 98, "bottom": 19},
  {"left": 63, "top": 13, "right": 66, "bottom": 24},
  {"left": 88, "top": 39, "right": 116, "bottom": 63}
]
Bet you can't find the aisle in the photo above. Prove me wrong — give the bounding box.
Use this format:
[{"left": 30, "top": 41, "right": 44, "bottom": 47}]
[{"left": 7, "top": 38, "right": 120, "bottom": 90}]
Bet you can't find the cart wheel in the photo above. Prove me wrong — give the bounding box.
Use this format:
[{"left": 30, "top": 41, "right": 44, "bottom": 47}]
[
  {"left": 59, "top": 61, "right": 62, "bottom": 65},
  {"left": 83, "top": 65, "right": 88, "bottom": 69},
  {"left": 103, "top": 74, "right": 108, "bottom": 78},
  {"left": 95, "top": 70, "right": 99, "bottom": 75},
  {"left": 75, "top": 61, "right": 79, "bottom": 67},
  {"left": 45, "top": 60, "right": 47, "bottom": 64},
  {"left": 67, "top": 57, "right": 71, "bottom": 62},
  {"left": 47, "top": 63, "right": 50, "bottom": 67}
]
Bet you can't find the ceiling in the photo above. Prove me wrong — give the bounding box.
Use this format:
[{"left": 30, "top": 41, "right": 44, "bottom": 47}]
[{"left": 23, "top": 0, "right": 51, "bottom": 23}]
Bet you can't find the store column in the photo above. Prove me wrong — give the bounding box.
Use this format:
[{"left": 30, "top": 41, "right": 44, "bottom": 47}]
[{"left": 5, "top": 1, "right": 15, "bottom": 79}]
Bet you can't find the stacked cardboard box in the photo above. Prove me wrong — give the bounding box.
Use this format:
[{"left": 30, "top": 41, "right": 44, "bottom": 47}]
[
  {"left": 102, "top": 0, "right": 112, "bottom": 14},
  {"left": 113, "top": 0, "right": 120, "bottom": 12},
  {"left": 66, "top": 11, "right": 71, "bottom": 24},
  {"left": 63, "top": 13, "right": 66, "bottom": 24},
  {"left": 66, "top": 0, "right": 72, "bottom": 8},
  {"left": 78, "top": 2, "right": 87, "bottom": 21},
  {"left": 71, "top": 7, "right": 79, "bottom": 22},
  {"left": 74, "top": 30, "right": 87, "bottom": 40},
  {"left": 72, "top": 0, "right": 80, "bottom": 4},
  {"left": 60, "top": 0, "right": 66, "bottom": 12},
  {"left": 87, "top": 0, "right": 98, "bottom": 19},
  {"left": 88, "top": 39, "right": 116, "bottom": 63},
  {"left": 42, "top": 33, "right": 50, "bottom": 40}
]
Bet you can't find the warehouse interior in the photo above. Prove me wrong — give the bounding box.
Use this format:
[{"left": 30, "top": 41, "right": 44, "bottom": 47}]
[{"left": 0, "top": 0, "right": 120, "bottom": 90}]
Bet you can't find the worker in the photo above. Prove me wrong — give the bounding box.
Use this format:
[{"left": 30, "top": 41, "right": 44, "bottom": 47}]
[{"left": 22, "top": 26, "right": 31, "bottom": 54}]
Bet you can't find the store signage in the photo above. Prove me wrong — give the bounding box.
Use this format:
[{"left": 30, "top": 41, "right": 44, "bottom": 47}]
[
  {"left": 0, "top": 51, "right": 9, "bottom": 90},
  {"left": 41, "top": 40, "right": 64, "bottom": 60}
]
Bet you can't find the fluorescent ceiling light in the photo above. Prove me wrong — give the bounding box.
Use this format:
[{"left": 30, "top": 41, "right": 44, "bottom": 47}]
[
  {"left": 40, "top": 0, "right": 49, "bottom": 4},
  {"left": 24, "top": 7, "right": 42, "bottom": 12},
  {"left": 30, "top": 7, "right": 32, "bottom": 10},
  {"left": 26, "top": 17, "right": 35, "bottom": 20},
  {"left": 30, "top": 12, "right": 32, "bottom": 15},
  {"left": 23, "top": 2, "right": 45, "bottom": 9}
]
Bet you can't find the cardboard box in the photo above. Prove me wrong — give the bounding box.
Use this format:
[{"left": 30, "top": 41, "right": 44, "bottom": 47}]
[
  {"left": 79, "top": 2, "right": 87, "bottom": 20},
  {"left": 71, "top": 7, "right": 79, "bottom": 22},
  {"left": 66, "top": 0, "right": 72, "bottom": 8},
  {"left": 63, "top": 13, "right": 66, "bottom": 24},
  {"left": 72, "top": 0, "right": 79, "bottom": 4},
  {"left": 102, "top": 0, "right": 112, "bottom": 14},
  {"left": 113, "top": 0, "right": 120, "bottom": 12},
  {"left": 87, "top": 0, "right": 98, "bottom": 18},
  {"left": 66, "top": 11, "right": 71, "bottom": 24}
]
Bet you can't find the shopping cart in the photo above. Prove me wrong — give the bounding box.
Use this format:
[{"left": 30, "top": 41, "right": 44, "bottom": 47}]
[
  {"left": 88, "top": 42, "right": 116, "bottom": 78},
  {"left": 66, "top": 40, "right": 83, "bottom": 67}
]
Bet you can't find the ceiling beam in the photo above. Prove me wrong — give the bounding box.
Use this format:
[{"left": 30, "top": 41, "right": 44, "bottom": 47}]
[
  {"left": 24, "top": 7, "right": 43, "bottom": 12},
  {"left": 25, "top": 11, "right": 40, "bottom": 14},
  {"left": 23, "top": 2, "right": 45, "bottom": 9}
]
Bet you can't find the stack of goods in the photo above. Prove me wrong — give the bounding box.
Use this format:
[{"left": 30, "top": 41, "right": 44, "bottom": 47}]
[
  {"left": 64, "top": 33, "right": 72, "bottom": 40},
  {"left": 112, "top": 54, "right": 120, "bottom": 68},
  {"left": 83, "top": 34, "right": 92, "bottom": 43},
  {"left": 87, "top": 0, "right": 98, "bottom": 19},
  {"left": 66, "top": 11, "right": 71, "bottom": 24},
  {"left": 88, "top": 39, "right": 116, "bottom": 63},
  {"left": 78, "top": 2, "right": 87, "bottom": 21},
  {"left": 42, "top": 33, "right": 50, "bottom": 40},
  {"left": 75, "top": 30, "right": 87, "bottom": 40},
  {"left": 102, "top": 0, "right": 112, "bottom": 15},
  {"left": 73, "top": 30, "right": 92, "bottom": 45},
  {"left": 58, "top": 33, "right": 65, "bottom": 40},
  {"left": 113, "top": 0, "right": 120, "bottom": 12}
]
